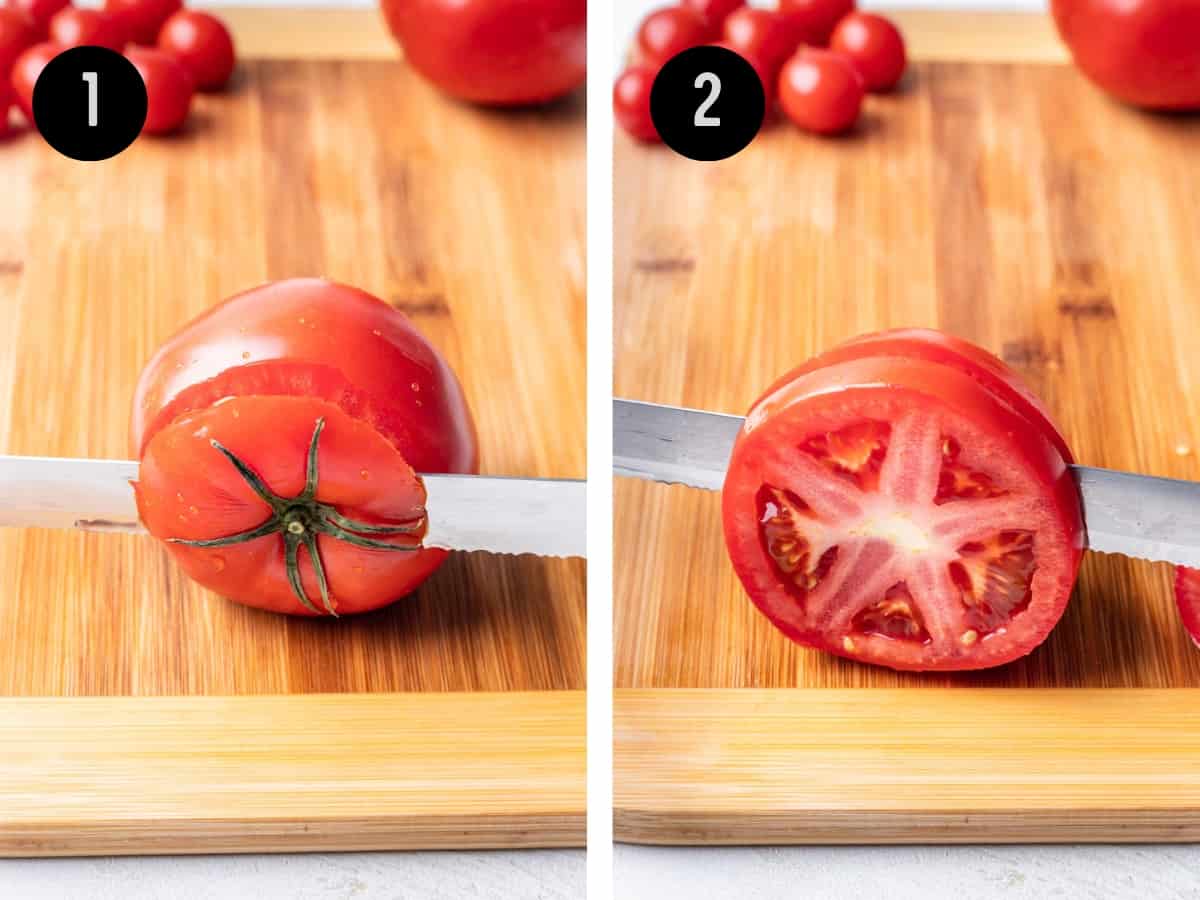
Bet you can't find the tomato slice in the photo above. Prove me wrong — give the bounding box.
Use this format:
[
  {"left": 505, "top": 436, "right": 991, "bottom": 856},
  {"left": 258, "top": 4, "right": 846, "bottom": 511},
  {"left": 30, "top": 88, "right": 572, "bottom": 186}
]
[
  {"left": 1176, "top": 567, "right": 1200, "bottom": 647},
  {"left": 723, "top": 353, "right": 1084, "bottom": 671}
]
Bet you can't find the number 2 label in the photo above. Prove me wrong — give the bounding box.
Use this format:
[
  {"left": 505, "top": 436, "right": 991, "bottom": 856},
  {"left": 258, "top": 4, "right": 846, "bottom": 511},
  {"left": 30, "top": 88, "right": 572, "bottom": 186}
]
[{"left": 694, "top": 72, "right": 720, "bottom": 127}]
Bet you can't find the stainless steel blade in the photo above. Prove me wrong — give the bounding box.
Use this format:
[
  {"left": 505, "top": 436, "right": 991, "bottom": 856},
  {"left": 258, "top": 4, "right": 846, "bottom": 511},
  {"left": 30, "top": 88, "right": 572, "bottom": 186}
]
[
  {"left": 0, "top": 456, "right": 585, "bottom": 558},
  {"left": 613, "top": 397, "right": 1200, "bottom": 568}
]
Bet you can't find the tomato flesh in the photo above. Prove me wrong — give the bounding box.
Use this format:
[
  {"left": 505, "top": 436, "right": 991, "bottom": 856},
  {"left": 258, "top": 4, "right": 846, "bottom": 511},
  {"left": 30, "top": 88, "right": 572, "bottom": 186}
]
[
  {"left": 1175, "top": 567, "right": 1200, "bottom": 647},
  {"left": 724, "top": 348, "right": 1083, "bottom": 671}
]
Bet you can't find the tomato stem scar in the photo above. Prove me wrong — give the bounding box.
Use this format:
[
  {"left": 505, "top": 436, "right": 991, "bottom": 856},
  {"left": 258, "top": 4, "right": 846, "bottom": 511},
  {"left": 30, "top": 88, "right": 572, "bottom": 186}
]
[{"left": 167, "top": 418, "right": 426, "bottom": 616}]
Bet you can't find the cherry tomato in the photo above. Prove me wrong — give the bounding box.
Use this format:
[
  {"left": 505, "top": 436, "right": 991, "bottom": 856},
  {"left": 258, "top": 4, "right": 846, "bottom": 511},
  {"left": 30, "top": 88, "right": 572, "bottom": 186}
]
[
  {"left": 102, "top": 0, "right": 180, "bottom": 46},
  {"left": 0, "top": 80, "right": 13, "bottom": 137},
  {"left": 0, "top": 7, "right": 37, "bottom": 80},
  {"left": 1177, "top": 568, "right": 1200, "bottom": 646},
  {"left": 830, "top": 11, "right": 906, "bottom": 92},
  {"left": 613, "top": 64, "right": 659, "bottom": 143},
  {"left": 637, "top": 6, "right": 712, "bottom": 69},
  {"left": 711, "top": 40, "right": 775, "bottom": 110},
  {"left": 125, "top": 46, "right": 192, "bottom": 134},
  {"left": 381, "top": 0, "right": 585, "bottom": 106},
  {"left": 157, "top": 10, "right": 234, "bottom": 91},
  {"left": 9, "top": 39, "right": 54, "bottom": 121},
  {"left": 1051, "top": 0, "right": 1200, "bottom": 109},
  {"left": 778, "top": 47, "right": 864, "bottom": 135},
  {"left": 722, "top": 333, "right": 1084, "bottom": 672},
  {"left": 4, "top": 0, "right": 66, "bottom": 40},
  {"left": 778, "top": 0, "right": 855, "bottom": 45},
  {"left": 682, "top": 0, "right": 745, "bottom": 28},
  {"left": 132, "top": 279, "right": 479, "bottom": 617},
  {"left": 48, "top": 8, "right": 127, "bottom": 51},
  {"left": 722, "top": 7, "right": 801, "bottom": 72}
]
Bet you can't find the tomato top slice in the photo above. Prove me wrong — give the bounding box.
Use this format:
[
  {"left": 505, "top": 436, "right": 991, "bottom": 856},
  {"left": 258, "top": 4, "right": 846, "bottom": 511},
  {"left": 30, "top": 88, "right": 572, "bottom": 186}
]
[
  {"left": 759, "top": 328, "right": 1074, "bottom": 465},
  {"left": 1176, "top": 567, "right": 1200, "bottom": 648},
  {"left": 724, "top": 355, "right": 1083, "bottom": 671}
]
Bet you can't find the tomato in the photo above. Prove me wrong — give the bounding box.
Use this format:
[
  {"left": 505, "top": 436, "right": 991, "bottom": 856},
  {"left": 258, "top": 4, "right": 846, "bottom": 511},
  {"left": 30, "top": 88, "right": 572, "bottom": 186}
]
[
  {"left": 636, "top": 6, "right": 712, "bottom": 69},
  {"left": 4, "top": 0, "right": 66, "bottom": 40},
  {"left": 0, "top": 80, "right": 12, "bottom": 137},
  {"left": 722, "top": 334, "right": 1084, "bottom": 671},
  {"left": 132, "top": 279, "right": 479, "bottom": 617},
  {"left": 682, "top": 0, "right": 745, "bottom": 28},
  {"left": 1051, "top": 0, "right": 1200, "bottom": 109},
  {"left": 102, "top": 0, "right": 180, "bottom": 47},
  {"left": 48, "top": 8, "right": 127, "bottom": 51},
  {"left": 613, "top": 64, "right": 659, "bottom": 142},
  {"left": 157, "top": 10, "right": 234, "bottom": 91},
  {"left": 829, "top": 11, "right": 906, "bottom": 92},
  {"left": 9, "top": 39, "right": 54, "bottom": 121},
  {"left": 1176, "top": 568, "right": 1200, "bottom": 647},
  {"left": 381, "top": 0, "right": 585, "bottom": 106},
  {"left": 721, "top": 7, "right": 801, "bottom": 72},
  {"left": 778, "top": 0, "right": 855, "bottom": 45},
  {"left": 0, "top": 7, "right": 37, "bottom": 80},
  {"left": 778, "top": 47, "right": 863, "bottom": 135},
  {"left": 125, "top": 46, "right": 192, "bottom": 134},
  {"left": 711, "top": 40, "right": 775, "bottom": 110}
]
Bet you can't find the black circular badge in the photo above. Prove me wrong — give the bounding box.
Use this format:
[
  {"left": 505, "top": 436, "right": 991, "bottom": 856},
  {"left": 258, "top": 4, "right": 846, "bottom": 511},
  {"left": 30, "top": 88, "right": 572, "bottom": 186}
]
[
  {"left": 649, "top": 45, "right": 765, "bottom": 162},
  {"left": 32, "top": 46, "right": 147, "bottom": 162}
]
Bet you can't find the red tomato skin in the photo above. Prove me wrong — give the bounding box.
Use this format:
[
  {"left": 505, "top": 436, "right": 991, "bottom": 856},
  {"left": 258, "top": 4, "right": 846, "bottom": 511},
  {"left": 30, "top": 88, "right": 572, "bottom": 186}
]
[
  {"left": 682, "top": 0, "right": 745, "bottom": 28},
  {"left": 4, "top": 0, "right": 66, "bottom": 39},
  {"left": 613, "top": 64, "right": 660, "bottom": 142},
  {"left": 103, "top": 0, "right": 181, "bottom": 46},
  {"left": 1177, "top": 568, "right": 1200, "bottom": 647},
  {"left": 1051, "top": 0, "right": 1200, "bottom": 109},
  {"left": 9, "top": 39, "right": 54, "bottom": 121},
  {"left": 637, "top": 6, "right": 712, "bottom": 68},
  {"left": 778, "top": 0, "right": 855, "bottom": 45},
  {"left": 0, "top": 80, "right": 12, "bottom": 136},
  {"left": 132, "top": 278, "right": 479, "bottom": 477},
  {"left": 721, "top": 7, "right": 799, "bottom": 71},
  {"left": 0, "top": 8, "right": 37, "bottom": 82},
  {"left": 125, "top": 45, "right": 193, "bottom": 134},
  {"left": 829, "top": 12, "right": 906, "bottom": 92},
  {"left": 157, "top": 10, "right": 235, "bottom": 91},
  {"left": 723, "top": 355, "right": 1084, "bottom": 671},
  {"left": 381, "top": 0, "right": 585, "bottom": 106},
  {"left": 48, "top": 8, "right": 128, "bottom": 51},
  {"left": 710, "top": 40, "right": 775, "bottom": 111},
  {"left": 778, "top": 47, "right": 864, "bottom": 135}
]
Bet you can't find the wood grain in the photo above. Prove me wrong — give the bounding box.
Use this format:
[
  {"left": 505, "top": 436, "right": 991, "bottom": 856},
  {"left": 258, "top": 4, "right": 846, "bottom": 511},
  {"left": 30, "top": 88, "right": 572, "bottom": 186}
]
[
  {"left": 616, "top": 689, "right": 1200, "bottom": 844},
  {"left": 0, "top": 60, "right": 586, "bottom": 695},
  {"left": 0, "top": 691, "right": 585, "bottom": 854},
  {"left": 614, "top": 60, "right": 1200, "bottom": 692}
]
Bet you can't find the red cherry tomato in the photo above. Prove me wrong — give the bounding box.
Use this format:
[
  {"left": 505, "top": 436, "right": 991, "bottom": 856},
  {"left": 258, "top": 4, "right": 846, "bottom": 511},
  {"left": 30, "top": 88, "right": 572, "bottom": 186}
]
[
  {"left": 830, "top": 11, "right": 906, "bottom": 92},
  {"left": 48, "top": 8, "right": 127, "bottom": 51},
  {"left": 722, "top": 7, "right": 801, "bottom": 72},
  {"left": 132, "top": 279, "right": 479, "bottom": 617},
  {"left": 0, "top": 7, "right": 37, "bottom": 79},
  {"left": 778, "top": 48, "right": 864, "bottom": 135},
  {"left": 1177, "top": 568, "right": 1200, "bottom": 646},
  {"left": 613, "top": 64, "right": 659, "bottom": 143},
  {"left": 637, "top": 6, "right": 712, "bottom": 68},
  {"left": 102, "top": 0, "right": 180, "bottom": 46},
  {"left": 157, "top": 10, "right": 235, "bottom": 91},
  {"left": 1051, "top": 0, "right": 1200, "bottom": 109},
  {"left": 711, "top": 40, "right": 775, "bottom": 110},
  {"left": 4, "top": 0, "right": 66, "bottom": 40},
  {"left": 0, "top": 80, "right": 13, "bottom": 137},
  {"left": 682, "top": 0, "right": 745, "bottom": 28},
  {"left": 381, "top": 0, "right": 585, "bottom": 106},
  {"left": 722, "top": 332, "right": 1084, "bottom": 672},
  {"left": 778, "top": 0, "right": 855, "bottom": 45},
  {"left": 9, "top": 39, "right": 54, "bottom": 121},
  {"left": 126, "top": 45, "right": 193, "bottom": 134}
]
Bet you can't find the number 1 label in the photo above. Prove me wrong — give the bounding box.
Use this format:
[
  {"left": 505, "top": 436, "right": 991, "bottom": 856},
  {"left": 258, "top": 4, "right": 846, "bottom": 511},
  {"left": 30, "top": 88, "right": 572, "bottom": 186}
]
[{"left": 82, "top": 72, "right": 98, "bottom": 128}]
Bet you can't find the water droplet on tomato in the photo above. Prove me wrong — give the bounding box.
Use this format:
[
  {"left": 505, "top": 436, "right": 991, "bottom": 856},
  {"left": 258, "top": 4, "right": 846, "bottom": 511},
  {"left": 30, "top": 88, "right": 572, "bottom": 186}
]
[
  {"left": 372, "top": 329, "right": 382, "bottom": 337},
  {"left": 212, "top": 556, "right": 226, "bottom": 572},
  {"left": 359, "top": 469, "right": 370, "bottom": 480},
  {"left": 411, "top": 383, "right": 420, "bottom": 392},
  {"left": 188, "top": 505, "right": 199, "bottom": 515}
]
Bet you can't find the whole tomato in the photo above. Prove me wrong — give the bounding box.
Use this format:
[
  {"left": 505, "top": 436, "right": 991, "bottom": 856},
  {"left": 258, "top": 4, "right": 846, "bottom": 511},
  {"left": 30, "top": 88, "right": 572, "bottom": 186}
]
[
  {"left": 4, "top": 0, "right": 67, "bottom": 40},
  {"left": 48, "top": 8, "right": 128, "bottom": 51},
  {"left": 829, "top": 12, "right": 906, "bottom": 92},
  {"left": 132, "top": 279, "right": 479, "bottom": 617},
  {"left": 103, "top": 0, "right": 181, "bottom": 46},
  {"left": 381, "top": 0, "right": 585, "bottom": 106},
  {"left": 9, "top": 39, "right": 55, "bottom": 122},
  {"left": 1051, "top": 0, "right": 1200, "bottom": 109},
  {"left": 157, "top": 10, "right": 235, "bottom": 91},
  {"left": 613, "top": 64, "right": 659, "bottom": 142},
  {"left": 126, "top": 46, "right": 193, "bottom": 134},
  {"left": 637, "top": 6, "right": 712, "bottom": 68},
  {"left": 0, "top": 7, "right": 37, "bottom": 81},
  {"left": 778, "top": 47, "right": 864, "bottom": 135}
]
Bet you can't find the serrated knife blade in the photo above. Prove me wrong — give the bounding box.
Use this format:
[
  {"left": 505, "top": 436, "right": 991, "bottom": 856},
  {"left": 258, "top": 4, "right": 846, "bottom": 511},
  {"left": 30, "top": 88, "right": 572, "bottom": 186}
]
[
  {"left": 614, "top": 397, "right": 1200, "bottom": 569},
  {"left": 0, "top": 456, "right": 585, "bottom": 559}
]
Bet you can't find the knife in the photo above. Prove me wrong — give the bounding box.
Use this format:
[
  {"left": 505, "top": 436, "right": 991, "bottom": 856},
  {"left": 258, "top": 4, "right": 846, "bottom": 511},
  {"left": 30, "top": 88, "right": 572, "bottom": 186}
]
[
  {"left": 614, "top": 397, "right": 1200, "bottom": 569},
  {"left": 0, "top": 456, "right": 585, "bottom": 559}
]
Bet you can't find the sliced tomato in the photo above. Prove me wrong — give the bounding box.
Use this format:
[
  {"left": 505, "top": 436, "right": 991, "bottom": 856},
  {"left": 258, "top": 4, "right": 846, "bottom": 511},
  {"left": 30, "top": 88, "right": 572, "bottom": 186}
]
[
  {"left": 723, "top": 351, "right": 1084, "bottom": 671},
  {"left": 1176, "top": 567, "right": 1200, "bottom": 647}
]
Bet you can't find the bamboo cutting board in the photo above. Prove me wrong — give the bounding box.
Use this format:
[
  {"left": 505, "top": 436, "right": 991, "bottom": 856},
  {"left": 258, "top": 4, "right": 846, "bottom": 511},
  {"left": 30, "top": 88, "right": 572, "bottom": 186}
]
[
  {"left": 614, "top": 20, "right": 1200, "bottom": 842},
  {"left": 0, "top": 31, "right": 585, "bottom": 852}
]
